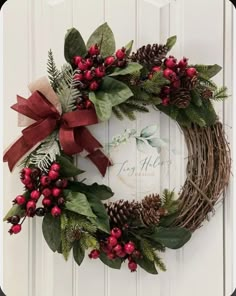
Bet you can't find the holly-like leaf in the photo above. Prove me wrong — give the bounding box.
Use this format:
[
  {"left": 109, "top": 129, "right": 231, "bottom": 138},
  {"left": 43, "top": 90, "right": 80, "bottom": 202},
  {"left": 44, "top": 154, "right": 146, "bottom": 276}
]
[
  {"left": 56, "top": 155, "right": 84, "bottom": 177},
  {"left": 99, "top": 252, "right": 122, "bottom": 269},
  {"left": 42, "top": 214, "right": 61, "bottom": 252},
  {"left": 166, "top": 35, "right": 177, "bottom": 51},
  {"left": 87, "top": 23, "right": 116, "bottom": 57},
  {"left": 195, "top": 64, "right": 222, "bottom": 79},
  {"left": 73, "top": 241, "right": 85, "bottom": 266},
  {"left": 136, "top": 257, "right": 158, "bottom": 275},
  {"left": 67, "top": 181, "right": 114, "bottom": 200},
  {"left": 3, "top": 205, "right": 25, "bottom": 221},
  {"left": 140, "top": 125, "right": 158, "bottom": 138},
  {"left": 125, "top": 40, "right": 134, "bottom": 56},
  {"left": 64, "top": 28, "right": 87, "bottom": 64},
  {"left": 65, "top": 192, "right": 96, "bottom": 218},
  {"left": 150, "top": 226, "right": 191, "bottom": 249},
  {"left": 89, "top": 77, "right": 133, "bottom": 121},
  {"left": 109, "top": 62, "right": 142, "bottom": 77}
]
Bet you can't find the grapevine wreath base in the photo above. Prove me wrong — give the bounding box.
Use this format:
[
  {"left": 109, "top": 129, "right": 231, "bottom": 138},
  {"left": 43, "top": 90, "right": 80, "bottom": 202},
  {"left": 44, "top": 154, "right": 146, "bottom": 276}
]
[{"left": 3, "top": 23, "right": 231, "bottom": 274}]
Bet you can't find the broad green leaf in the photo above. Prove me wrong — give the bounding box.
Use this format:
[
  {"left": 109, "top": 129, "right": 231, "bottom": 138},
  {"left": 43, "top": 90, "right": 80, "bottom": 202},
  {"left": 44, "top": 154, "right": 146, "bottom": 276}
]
[
  {"left": 190, "top": 90, "right": 202, "bottom": 107},
  {"left": 87, "top": 22, "right": 115, "bottom": 57},
  {"left": 64, "top": 28, "right": 87, "bottom": 64},
  {"left": 42, "top": 214, "right": 61, "bottom": 252},
  {"left": 3, "top": 204, "right": 25, "bottom": 221},
  {"left": 109, "top": 62, "right": 142, "bottom": 77},
  {"left": 125, "top": 40, "right": 134, "bottom": 56},
  {"left": 73, "top": 241, "right": 85, "bottom": 266},
  {"left": 140, "top": 125, "right": 158, "bottom": 138},
  {"left": 150, "top": 227, "right": 191, "bottom": 249},
  {"left": 159, "top": 212, "right": 179, "bottom": 227},
  {"left": 67, "top": 181, "right": 114, "bottom": 200},
  {"left": 136, "top": 257, "right": 158, "bottom": 275},
  {"left": 56, "top": 155, "right": 84, "bottom": 177},
  {"left": 89, "top": 92, "right": 112, "bottom": 122},
  {"left": 195, "top": 64, "right": 222, "bottom": 79},
  {"left": 87, "top": 197, "right": 110, "bottom": 233},
  {"left": 166, "top": 35, "right": 177, "bottom": 51},
  {"left": 65, "top": 192, "right": 96, "bottom": 218},
  {"left": 99, "top": 252, "right": 122, "bottom": 269}
]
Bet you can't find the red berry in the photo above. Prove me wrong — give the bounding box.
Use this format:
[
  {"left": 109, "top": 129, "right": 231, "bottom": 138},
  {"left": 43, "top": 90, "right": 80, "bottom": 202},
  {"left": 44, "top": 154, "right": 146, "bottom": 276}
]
[
  {"left": 95, "top": 66, "right": 105, "bottom": 78},
  {"left": 77, "top": 61, "right": 88, "bottom": 71},
  {"left": 186, "top": 67, "right": 197, "bottom": 78},
  {"left": 85, "top": 58, "right": 93, "bottom": 68},
  {"left": 22, "top": 167, "right": 32, "bottom": 176},
  {"left": 42, "top": 188, "right": 51, "bottom": 197},
  {"left": 128, "top": 261, "right": 137, "bottom": 272},
  {"left": 9, "top": 224, "right": 22, "bottom": 235},
  {"left": 51, "top": 188, "right": 61, "bottom": 197},
  {"left": 117, "top": 250, "right": 126, "bottom": 258},
  {"left": 89, "top": 81, "right": 99, "bottom": 91},
  {"left": 77, "top": 103, "right": 85, "bottom": 110},
  {"left": 51, "top": 206, "right": 61, "bottom": 217},
  {"left": 85, "top": 100, "right": 93, "bottom": 109},
  {"left": 152, "top": 66, "right": 162, "bottom": 72},
  {"left": 50, "top": 163, "right": 60, "bottom": 171},
  {"left": 162, "top": 86, "right": 171, "bottom": 95},
  {"left": 172, "top": 79, "right": 181, "bottom": 88},
  {"left": 113, "top": 244, "right": 123, "bottom": 254},
  {"left": 57, "top": 197, "right": 65, "bottom": 206},
  {"left": 89, "top": 44, "right": 100, "bottom": 56},
  {"left": 111, "top": 227, "right": 122, "bottom": 239},
  {"left": 164, "top": 57, "right": 177, "bottom": 69},
  {"left": 116, "top": 48, "right": 126, "bottom": 60},
  {"left": 27, "top": 200, "right": 36, "bottom": 211},
  {"left": 107, "top": 252, "right": 116, "bottom": 260},
  {"left": 74, "top": 73, "right": 84, "bottom": 81},
  {"left": 89, "top": 249, "right": 100, "bottom": 259},
  {"left": 105, "top": 56, "right": 115, "bottom": 66},
  {"left": 42, "top": 197, "right": 52, "bottom": 207},
  {"left": 178, "top": 57, "right": 188, "bottom": 68},
  {"left": 21, "top": 175, "right": 32, "bottom": 185},
  {"left": 8, "top": 215, "right": 20, "bottom": 225},
  {"left": 62, "top": 179, "right": 68, "bottom": 188},
  {"left": 40, "top": 176, "right": 51, "bottom": 186},
  {"left": 26, "top": 183, "right": 34, "bottom": 190},
  {"left": 148, "top": 73, "right": 153, "bottom": 80},
  {"left": 162, "top": 97, "right": 170, "bottom": 106},
  {"left": 124, "top": 241, "right": 135, "bottom": 254},
  {"left": 107, "top": 236, "right": 118, "bottom": 247},
  {"left": 15, "top": 195, "right": 26, "bottom": 205},
  {"left": 132, "top": 250, "right": 142, "bottom": 259},
  {"left": 30, "top": 190, "right": 41, "bottom": 201},
  {"left": 84, "top": 70, "right": 94, "bottom": 81},
  {"left": 74, "top": 56, "right": 82, "bottom": 65},
  {"left": 48, "top": 170, "right": 59, "bottom": 180},
  {"left": 163, "top": 68, "right": 177, "bottom": 81}
]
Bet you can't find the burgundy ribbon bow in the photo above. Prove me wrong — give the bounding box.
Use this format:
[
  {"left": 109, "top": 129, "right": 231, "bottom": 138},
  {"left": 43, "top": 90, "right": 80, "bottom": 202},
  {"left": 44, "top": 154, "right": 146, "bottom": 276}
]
[{"left": 3, "top": 91, "right": 111, "bottom": 176}]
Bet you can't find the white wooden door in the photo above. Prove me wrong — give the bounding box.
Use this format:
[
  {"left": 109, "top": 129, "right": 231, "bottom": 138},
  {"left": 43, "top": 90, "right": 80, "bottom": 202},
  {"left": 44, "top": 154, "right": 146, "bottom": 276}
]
[{"left": 2, "top": 0, "right": 235, "bottom": 295}]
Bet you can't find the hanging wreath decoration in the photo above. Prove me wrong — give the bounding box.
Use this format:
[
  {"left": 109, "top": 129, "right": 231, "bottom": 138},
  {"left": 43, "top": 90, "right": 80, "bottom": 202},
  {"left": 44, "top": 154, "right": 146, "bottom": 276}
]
[{"left": 3, "top": 23, "right": 231, "bottom": 274}]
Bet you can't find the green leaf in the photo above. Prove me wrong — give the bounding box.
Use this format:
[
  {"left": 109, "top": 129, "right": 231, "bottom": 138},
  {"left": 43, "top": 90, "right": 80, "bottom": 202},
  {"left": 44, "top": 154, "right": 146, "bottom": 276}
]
[
  {"left": 73, "top": 241, "right": 85, "bottom": 266},
  {"left": 64, "top": 28, "right": 87, "bottom": 64},
  {"left": 195, "top": 64, "right": 222, "bottom": 79},
  {"left": 109, "top": 62, "right": 142, "bottom": 77},
  {"left": 56, "top": 155, "right": 84, "bottom": 177},
  {"left": 87, "top": 22, "right": 115, "bottom": 57},
  {"left": 89, "top": 77, "right": 133, "bottom": 121},
  {"left": 136, "top": 257, "right": 158, "bottom": 274},
  {"left": 67, "top": 181, "right": 114, "bottom": 200},
  {"left": 159, "top": 212, "right": 179, "bottom": 227},
  {"left": 191, "top": 90, "right": 202, "bottom": 107},
  {"left": 65, "top": 192, "right": 96, "bottom": 218},
  {"left": 87, "top": 197, "right": 110, "bottom": 233},
  {"left": 99, "top": 252, "right": 122, "bottom": 269},
  {"left": 125, "top": 40, "right": 134, "bottom": 56},
  {"left": 3, "top": 205, "right": 25, "bottom": 221},
  {"left": 166, "top": 35, "right": 177, "bottom": 51},
  {"left": 140, "top": 125, "right": 157, "bottom": 138},
  {"left": 150, "top": 227, "right": 191, "bottom": 249},
  {"left": 42, "top": 214, "right": 61, "bottom": 252}
]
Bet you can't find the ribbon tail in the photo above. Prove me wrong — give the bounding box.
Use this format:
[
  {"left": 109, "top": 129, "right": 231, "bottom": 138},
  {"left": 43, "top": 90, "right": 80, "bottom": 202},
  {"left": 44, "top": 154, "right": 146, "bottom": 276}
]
[{"left": 87, "top": 150, "right": 112, "bottom": 177}]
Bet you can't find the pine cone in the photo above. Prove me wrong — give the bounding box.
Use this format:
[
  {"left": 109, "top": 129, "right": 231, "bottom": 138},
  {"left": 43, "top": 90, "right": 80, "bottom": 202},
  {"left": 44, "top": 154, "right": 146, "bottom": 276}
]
[
  {"left": 181, "top": 76, "right": 198, "bottom": 90},
  {"left": 131, "top": 44, "right": 168, "bottom": 69},
  {"left": 201, "top": 88, "right": 213, "bottom": 99},
  {"left": 140, "top": 194, "right": 162, "bottom": 226},
  {"left": 105, "top": 200, "right": 141, "bottom": 226},
  {"left": 171, "top": 88, "right": 191, "bottom": 108}
]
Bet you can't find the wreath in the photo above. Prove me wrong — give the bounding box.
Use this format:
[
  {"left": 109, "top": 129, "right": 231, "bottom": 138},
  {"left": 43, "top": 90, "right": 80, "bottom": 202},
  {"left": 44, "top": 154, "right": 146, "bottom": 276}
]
[{"left": 3, "top": 23, "right": 231, "bottom": 274}]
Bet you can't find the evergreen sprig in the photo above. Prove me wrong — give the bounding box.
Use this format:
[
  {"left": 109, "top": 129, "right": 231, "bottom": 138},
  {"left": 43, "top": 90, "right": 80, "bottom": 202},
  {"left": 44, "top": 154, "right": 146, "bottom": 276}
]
[{"left": 47, "top": 49, "right": 61, "bottom": 91}]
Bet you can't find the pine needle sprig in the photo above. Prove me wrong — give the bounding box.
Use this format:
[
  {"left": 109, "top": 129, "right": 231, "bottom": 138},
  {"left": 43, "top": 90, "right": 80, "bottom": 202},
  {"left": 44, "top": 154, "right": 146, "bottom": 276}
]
[
  {"left": 162, "top": 189, "right": 179, "bottom": 215},
  {"left": 47, "top": 49, "right": 61, "bottom": 91},
  {"left": 112, "top": 106, "right": 124, "bottom": 120},
  {"left": 212, "top": 86, "right": 228, "bottom": 101},
  {"left": 80, "top": 232, "right": 99, "bottom": 250},
  {"left": 153, "top": 252, "right": 166, "bottom": 272},
  {"left": 140, "top": 239, "right": 154, "bottom": 261}
]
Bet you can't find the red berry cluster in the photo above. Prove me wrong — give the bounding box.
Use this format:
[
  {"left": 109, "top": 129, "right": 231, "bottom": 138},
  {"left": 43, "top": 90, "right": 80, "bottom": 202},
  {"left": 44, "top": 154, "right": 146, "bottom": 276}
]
[
  {"left": 8, "top": 163, "right": 68, "bottom": 235},
  {"left": 89, "top": 227, "right": 141, "bottom": 272},
  {"left": 73, "top": 44, "right": 127, "bottom": 110},
  {"left": 149, "top": 56, "right": 197, "bottom": 106}
]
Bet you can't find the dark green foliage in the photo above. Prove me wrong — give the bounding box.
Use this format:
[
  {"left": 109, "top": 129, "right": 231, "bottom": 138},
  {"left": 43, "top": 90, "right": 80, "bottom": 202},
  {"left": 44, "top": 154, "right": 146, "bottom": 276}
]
[
  {"left": 161, "top": 189, "right": 179, "bottom": 215},
  {"left": 212, "top": 86, "right": 228, "bottom": 101},
  {"left": 42, "top": 214, "right": 62, "bottom": 252},
  {"left": 47, "top": 49, "right": 61, "bottom": 91}
]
